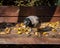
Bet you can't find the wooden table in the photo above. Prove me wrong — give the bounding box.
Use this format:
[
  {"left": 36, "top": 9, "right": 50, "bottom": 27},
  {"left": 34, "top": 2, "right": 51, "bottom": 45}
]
[{"left": 0, "top": 34, "right": 60, "bottom": 44}]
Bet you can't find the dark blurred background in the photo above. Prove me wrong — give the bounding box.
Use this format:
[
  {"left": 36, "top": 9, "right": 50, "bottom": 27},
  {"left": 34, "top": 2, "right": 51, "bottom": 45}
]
[{"left": 0, "top": 0, "right": 59, "bottom": 6}]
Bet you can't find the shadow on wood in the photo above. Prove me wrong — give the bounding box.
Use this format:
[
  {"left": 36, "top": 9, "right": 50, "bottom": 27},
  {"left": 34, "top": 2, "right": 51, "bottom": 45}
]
[{"left": 18, "top": 6, "right": 60, "bottom": 22}]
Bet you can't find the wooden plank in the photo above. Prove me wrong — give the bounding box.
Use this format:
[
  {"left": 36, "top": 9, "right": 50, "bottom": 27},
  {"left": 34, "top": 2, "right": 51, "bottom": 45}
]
[
  {"left": 0, "top": 6, "right": 60, "bottom": 23},
  {"left": 0, "top": 35, "right": 60, "bottom": 44},
  {"left": 53, "top": 6, "right": 60, "bottom": 16},
  {"left": 20, "top": 6, "right": 60, "bottom": 22},
  {"left": 20, "top": 6, "right": 57, "bottom": 16},
  {"left": 0, "top": 6, "right": 19, "bottom": 23}
]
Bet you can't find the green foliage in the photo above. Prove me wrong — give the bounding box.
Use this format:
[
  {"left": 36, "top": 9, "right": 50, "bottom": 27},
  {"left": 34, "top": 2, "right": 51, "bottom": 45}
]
[
  {"left": 57, "top": 0, "right": 60, "bottom": 5},
  {"left": 0, "top": 0, "right": 59, "bottom": 6},
  {"left": 0, "top": 0, "right": 2, "bottom": 6}
]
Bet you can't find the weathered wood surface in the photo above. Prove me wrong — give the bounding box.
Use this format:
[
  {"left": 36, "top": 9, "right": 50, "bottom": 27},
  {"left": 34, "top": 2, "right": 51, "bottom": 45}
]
[
  {"left": 20, "top": 6, "right": 60, "bottom": 22},
  {"left": 20, "top": 6, "right": 60, "bottom": 16},
  {"left": 0, "top": 6, "right": 60, "bottom": 23},
  {"left": 0, "top": 6, "right": 19, "bottom": 23},
  {"left": 0, "top": 34, "right": 60, "bottom": 44}
]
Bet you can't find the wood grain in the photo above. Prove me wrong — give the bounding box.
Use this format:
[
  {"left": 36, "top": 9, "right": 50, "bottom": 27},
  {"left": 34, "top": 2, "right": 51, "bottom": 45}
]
[
  {"left": 0, "top": 34, "right": 60, "bottom": 44},
  {"left": 0, "top": 6, "right": 60, "bottom": 23}
]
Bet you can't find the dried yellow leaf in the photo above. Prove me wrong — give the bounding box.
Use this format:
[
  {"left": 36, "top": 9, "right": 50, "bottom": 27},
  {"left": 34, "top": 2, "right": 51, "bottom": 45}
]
[
  {"left": 43, "top": 32, "right": 49, "bottom": 36},
  {"left": 0, "top": 32, "right": 6, "bottom": 34},
  {"left": 52, "top": 29, "right": 57, "bottom": 32},
  {"left": 17, "top": 31, "right": 22, "bottom": 34},
  {"left": 13, "top": 28, "right": 17, "bottom": 30},
  {"left": 16, "top": 24, "right": 19, "bottom": 27},
  {"left": 18, "top": 28, "right": 21, "bottom": 30},
  {"left": 5, "top": 27, "right": 10, "bottom": 34},
  {"left": 34, "top": 32, "right": 38, "bottom": 36},
  {"left": 25, "top": 32, "right": 29, "bottom": 34},
  {"left": 56, "top": 21, "right": 59, "bottom": 24},
  {"left": 20, "top": 23, "right": 25, "bottom": 27}
]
